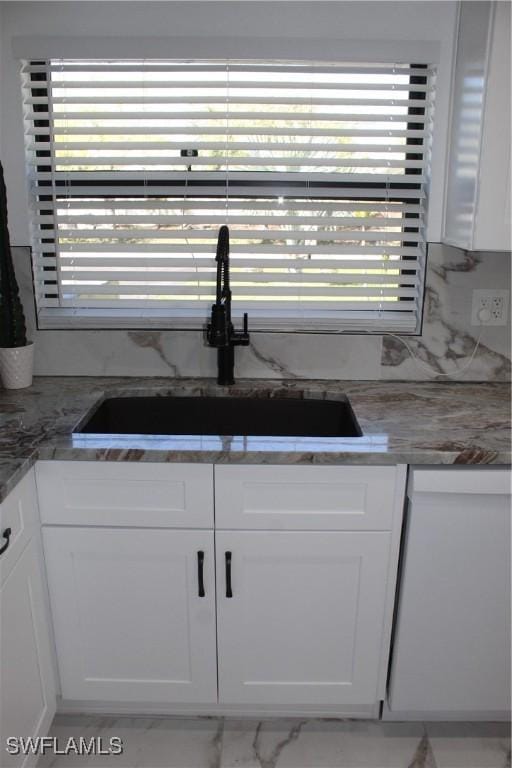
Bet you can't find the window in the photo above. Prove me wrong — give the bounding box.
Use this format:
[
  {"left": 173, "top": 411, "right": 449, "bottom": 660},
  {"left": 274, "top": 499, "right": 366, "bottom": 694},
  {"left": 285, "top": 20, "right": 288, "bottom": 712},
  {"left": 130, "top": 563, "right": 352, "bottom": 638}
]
[{"left": 22, "top": 59, "right": 434, "bottom": 331}]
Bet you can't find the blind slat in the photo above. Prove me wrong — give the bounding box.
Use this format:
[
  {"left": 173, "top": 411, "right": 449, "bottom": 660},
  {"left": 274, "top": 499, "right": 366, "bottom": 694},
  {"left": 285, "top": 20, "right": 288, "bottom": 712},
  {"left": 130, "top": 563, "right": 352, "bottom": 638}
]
[
  {"left": 59, "top": 285, "right": 419, "bottom": 298},
  {"left": 27, "top": 126, "right": 428, "bottom": 138},
  {"left": 43, "top": 96, "right": 429, "bottom": 108},
  {"left": 52, "top": 270, "right": 420, "bottom": 287},
  {"left": 43, "top": 215, "right": 422, "bottom": 227},
  {"left": 33, "top": 78, "right": 431, "bottom": 92},
  {"left": 51, "top": 229, "right": 417, "bottom": 243},
  {"left": 33, "top": 199, "right": 425, "bottom": 213},
  {"left": 29, "top": 141, "right": 424, "bottom": 153},
  {"left": 45, "top": 157, "right": 425, "bottom": 170},
  {"left": 24, "top": 62, "right": 434, "bottom": 75},
  {"left": 31, "top": 185, "right": 427, "bottom": 199},
  {"left": 32, "top": 171, "right": 427, "bottom": 184},
  {"left": 35, "top": 256, "right": 419, "bottom": 271},
  {"left": 30, "top": 109, "right": 427, "bottom": 121},
  {"left": 34, "top": 243, "right": 425, "bottom": 256}
]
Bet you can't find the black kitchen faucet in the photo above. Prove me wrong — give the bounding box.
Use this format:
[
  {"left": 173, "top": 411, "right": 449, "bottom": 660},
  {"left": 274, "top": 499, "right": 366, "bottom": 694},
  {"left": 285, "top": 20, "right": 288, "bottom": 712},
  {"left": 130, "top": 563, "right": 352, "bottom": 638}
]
[{"left": 206, "top": 225, "right": 250, "bottom": 385}]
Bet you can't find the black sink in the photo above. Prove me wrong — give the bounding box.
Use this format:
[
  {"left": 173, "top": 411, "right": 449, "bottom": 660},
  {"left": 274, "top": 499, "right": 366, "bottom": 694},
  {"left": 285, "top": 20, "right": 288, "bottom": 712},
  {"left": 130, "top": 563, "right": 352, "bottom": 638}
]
[{"left": 74, "top": 396, "right": 362, "bottom": 438}]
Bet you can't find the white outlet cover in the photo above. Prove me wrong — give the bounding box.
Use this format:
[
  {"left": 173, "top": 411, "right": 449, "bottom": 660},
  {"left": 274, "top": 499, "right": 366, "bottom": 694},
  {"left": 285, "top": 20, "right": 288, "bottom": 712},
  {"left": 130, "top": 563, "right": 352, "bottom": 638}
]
[{"left": 471, "top": 289, "right": 510, "bottom": 326}]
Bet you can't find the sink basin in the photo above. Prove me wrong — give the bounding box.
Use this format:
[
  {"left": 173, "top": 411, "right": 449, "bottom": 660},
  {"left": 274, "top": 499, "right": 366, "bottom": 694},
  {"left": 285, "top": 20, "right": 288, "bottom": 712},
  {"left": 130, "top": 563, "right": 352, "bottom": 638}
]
[{"left": 74, "top": 396, "right": 362, "bottom": 438}]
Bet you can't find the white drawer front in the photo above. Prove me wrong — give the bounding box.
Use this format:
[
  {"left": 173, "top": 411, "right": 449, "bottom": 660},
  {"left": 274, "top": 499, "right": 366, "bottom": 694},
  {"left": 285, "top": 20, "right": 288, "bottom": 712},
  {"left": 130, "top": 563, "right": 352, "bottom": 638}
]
[
  {"left": 36, "top": 461, "right": 213, "bottom": 528},
  {"left": 215, "top": 465, "right": 397, "bottom": 530}
]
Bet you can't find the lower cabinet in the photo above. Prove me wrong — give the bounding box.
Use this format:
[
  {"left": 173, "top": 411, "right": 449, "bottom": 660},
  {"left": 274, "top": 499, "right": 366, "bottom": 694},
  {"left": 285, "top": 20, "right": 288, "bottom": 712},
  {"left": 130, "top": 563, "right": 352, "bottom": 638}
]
[
  {"left": 0, "top": 472, "right": 56, "bottom": 768},
  {"left": 3, "top": 458, "right": 509, "bottom": 723},
  {"left": 44, "top": 525, "right": 394, "bottom": 711},
  {"left": 216, "top": 530, "right": 391, "bottom": 706},
  {"left": 40, "top": 461, "right": 403, "bottom": 714},
  {"left": 42, "top": 527, "right": 218, "bottom": 703}
]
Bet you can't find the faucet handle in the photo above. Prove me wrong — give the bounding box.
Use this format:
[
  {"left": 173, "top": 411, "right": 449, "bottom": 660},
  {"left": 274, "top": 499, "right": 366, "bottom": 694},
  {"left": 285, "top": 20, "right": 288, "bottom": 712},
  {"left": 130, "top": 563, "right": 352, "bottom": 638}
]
[
  {"left": 230, "top": 312, "right": 250, "bottom": 346},
  {"left": 238, "top": 312, "right": 250, "bottom": 346}
]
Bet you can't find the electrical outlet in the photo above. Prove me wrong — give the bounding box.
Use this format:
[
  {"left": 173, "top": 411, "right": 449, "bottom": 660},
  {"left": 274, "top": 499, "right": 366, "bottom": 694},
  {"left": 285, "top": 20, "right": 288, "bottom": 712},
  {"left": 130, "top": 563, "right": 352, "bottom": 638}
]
[
  {"left": 471, "top": 289, "right": 510, "bottom": 326},
  {"left": 491, "top": 296, "right": 504, "bottom": 321}
]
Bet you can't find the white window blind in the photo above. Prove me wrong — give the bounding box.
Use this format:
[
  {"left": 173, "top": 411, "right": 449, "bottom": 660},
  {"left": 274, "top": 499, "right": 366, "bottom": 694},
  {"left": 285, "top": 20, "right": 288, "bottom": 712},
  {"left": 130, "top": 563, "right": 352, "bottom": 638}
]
[{"left": 21, "top": 59, "right": 434, "bottom": 331}]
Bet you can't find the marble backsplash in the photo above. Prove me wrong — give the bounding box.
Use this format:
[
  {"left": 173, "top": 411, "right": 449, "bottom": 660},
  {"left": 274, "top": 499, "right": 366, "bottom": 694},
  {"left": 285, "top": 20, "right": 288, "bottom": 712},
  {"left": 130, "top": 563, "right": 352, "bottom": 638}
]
[{"left": 11, "top": 243, "right": 511, "bottom": 381}]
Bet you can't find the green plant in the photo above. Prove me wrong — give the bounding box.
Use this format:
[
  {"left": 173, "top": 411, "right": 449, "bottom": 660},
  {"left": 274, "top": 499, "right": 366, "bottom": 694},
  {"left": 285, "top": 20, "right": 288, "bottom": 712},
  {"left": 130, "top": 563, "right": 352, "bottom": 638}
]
[{"left": 0, "top": 161, "right": 27, "bottom": 347}]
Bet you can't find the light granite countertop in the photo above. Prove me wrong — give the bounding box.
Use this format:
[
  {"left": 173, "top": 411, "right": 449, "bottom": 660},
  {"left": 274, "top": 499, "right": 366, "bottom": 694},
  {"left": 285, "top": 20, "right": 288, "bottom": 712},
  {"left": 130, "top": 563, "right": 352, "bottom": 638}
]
[{"left": 0, "top": 377, "right": 510, "bottom": 502}]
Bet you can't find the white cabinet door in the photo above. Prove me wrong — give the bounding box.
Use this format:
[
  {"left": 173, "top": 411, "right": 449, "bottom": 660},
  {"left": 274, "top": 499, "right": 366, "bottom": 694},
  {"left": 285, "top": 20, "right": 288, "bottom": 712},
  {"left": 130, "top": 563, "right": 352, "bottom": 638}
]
[
  {"left": 472, "top": 1, "right": 511, "bottom": 250},
  {"left": 0, "top": 538, "right": 57, "bottom": 768},
  {"left": 388, "top": 468, "right": 511, "bottom": 717},
  {"left": 43, "top": 528, "right": 217, "bottom": 704},
  {"left": 443, "top": 1, "right": 511, "bottom": 250},
  {"left": 216, "top": 530, "right": 390, "bottom": 707},
  {"left": 0, "top": 471, "right": 40, "bottom": 581}
]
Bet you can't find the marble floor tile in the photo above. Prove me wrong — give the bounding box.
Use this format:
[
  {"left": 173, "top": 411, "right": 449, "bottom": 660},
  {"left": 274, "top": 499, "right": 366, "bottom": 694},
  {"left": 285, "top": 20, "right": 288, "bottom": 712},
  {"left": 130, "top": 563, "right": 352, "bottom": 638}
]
[
  {"left": 220, "top": 718, "right": 430, "bottom": 768},
  {"left": 426, "top": 722, "right": 511, "bottom": 768},
  {"left": 37, "top": 714, "right": 223, "bottom": 768},
  {"left": 36, "top": 716, "right": 512, "bottom": 768}
]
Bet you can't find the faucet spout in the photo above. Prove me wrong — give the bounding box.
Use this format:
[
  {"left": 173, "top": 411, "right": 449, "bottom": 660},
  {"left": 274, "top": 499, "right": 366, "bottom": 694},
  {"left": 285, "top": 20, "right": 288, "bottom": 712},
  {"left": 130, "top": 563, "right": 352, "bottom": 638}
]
[
  {"left": 215, "top": 224, "right": 230, "bottom": 306},
  {"left": 206, "top": 225, "right": 250, "bottom": 385}
]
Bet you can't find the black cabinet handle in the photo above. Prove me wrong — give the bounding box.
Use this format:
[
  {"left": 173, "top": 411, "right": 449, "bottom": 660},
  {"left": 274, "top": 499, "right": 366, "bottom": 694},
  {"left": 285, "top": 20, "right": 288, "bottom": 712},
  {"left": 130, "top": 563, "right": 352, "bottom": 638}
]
[
  {"left": 197, "top": 551, "right": 205, "bottom": 597},
  {"left": 225, "top": 551, "right": 233, "bottom": 598},
  {"left": 0, "top": 528, "right": 12, "bottom": 556}
]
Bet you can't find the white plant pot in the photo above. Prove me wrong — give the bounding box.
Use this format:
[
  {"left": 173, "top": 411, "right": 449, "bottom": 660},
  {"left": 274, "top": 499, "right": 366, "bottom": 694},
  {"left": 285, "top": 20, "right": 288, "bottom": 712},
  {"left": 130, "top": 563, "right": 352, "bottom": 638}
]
[{"left": 0, "top": 342, "right": 35, "bottom": 389}]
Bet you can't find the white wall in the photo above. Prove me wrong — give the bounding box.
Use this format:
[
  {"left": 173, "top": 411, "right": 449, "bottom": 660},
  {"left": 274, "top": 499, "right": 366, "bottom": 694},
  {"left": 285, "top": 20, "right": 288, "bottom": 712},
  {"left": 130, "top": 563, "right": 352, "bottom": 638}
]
[{"left": 0, "top": 0, "right": 458, "bottom": 244}]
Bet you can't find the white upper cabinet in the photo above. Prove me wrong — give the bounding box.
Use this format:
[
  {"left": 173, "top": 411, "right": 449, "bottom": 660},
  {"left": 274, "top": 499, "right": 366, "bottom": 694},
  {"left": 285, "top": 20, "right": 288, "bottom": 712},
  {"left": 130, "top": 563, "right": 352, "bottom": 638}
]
[{"left": 443, "top": 1, "right": 511, "bottom": 251}]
